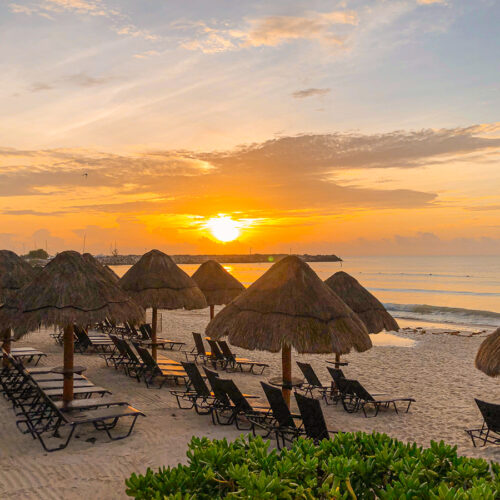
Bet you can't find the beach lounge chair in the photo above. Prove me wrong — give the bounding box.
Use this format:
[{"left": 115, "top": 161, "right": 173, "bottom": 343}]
[
  {"left": 15, "top": 386, "right": 145, "bottom": 452},
  {"left": 337, "top": 379, "right": 415, "bottom": 417},
  {"left": 206, "top": 339, "right": 230, "bottom": 369},
  {"left": 134, "top": 345, "right": 188, "bottom": 388},
  {"left": 295, "top": 362, "right": 333, "bottom": 402},
  {"left": 185, "top": 332, "right": 213, "bottom": 364},
  {"left": 74, "top": 325, "right": 114, "bottom": 353},
  {"left": 326, "top": 367, "right": 346, "bottom": 404},
  {"left": 9, "top": 347, "right": 46, "bottom": 365},
  {"left": 217, "top": 340, "right": 269, "bottom": 374},
  {"left": 171, "top": 362, "right": 216, "bottom": 413},
  {"left": 139, "top": 324, "right": 185, "bottom": 350},
  {"left": 294, "top": 392, "right": 337, "bottom": 443},
  {"left": 260, "top": 382, "right": 304, "bottom": 448},
  {"left": 211, "top": 378, "right": 271, "bottom": 429},
  {"left": 466, "top": 399, "right": 500, "bottom": 447}
]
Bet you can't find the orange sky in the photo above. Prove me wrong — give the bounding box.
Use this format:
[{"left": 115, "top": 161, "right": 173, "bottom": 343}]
[{"left": 1, "top": 1, "right": 499, "bottom": 256}]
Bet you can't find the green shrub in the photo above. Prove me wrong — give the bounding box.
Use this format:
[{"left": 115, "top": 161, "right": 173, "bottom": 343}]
[{"left": 125, "top": 432, "right": 500, "bottom": 499}]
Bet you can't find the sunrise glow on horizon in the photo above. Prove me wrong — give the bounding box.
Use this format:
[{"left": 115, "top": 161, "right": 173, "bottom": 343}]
[{"left": 0, "top": 1, "right": 499, "bottom": 256}]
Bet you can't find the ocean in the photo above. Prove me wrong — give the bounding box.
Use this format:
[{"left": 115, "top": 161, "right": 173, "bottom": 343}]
[{"left": 111, "top": 255, "right": 500, "bottom": 332}]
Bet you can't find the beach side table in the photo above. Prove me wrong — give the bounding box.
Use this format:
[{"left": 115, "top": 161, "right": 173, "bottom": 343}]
[
  {"left": 50, "top": 365, "right": 87, "bottom": 375},
  {"left": 326, "top": 360, "right": 349, "bottom": 368},
  {"left": 268, "top": 376, "right": 304, "bottom": 390}
]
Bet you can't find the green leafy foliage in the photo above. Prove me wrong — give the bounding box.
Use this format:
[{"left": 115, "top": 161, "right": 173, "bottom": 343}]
[{"left": 125, "top": 432, "right": 499, "bottom": 499}]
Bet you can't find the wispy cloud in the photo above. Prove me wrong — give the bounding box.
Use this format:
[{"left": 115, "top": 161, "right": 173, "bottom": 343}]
[
  {"left": 417, "top": 0, "right": 446, "bottom": 4},
  {"left": 27, "top": 72, "right": 113, "bottom": 93},
  {"left": 243, "top": 10, "right": 358, "bottom": 47},
  {"left": 180, "top": 9, "right": 358, "bottom": 54},
  {"left": 292, "top": 88, "right": 331, "bottom": 99},
  {"left": 29, "top": 82, "right": 53, "bottom": 92},
  {"left": 8, "top": 0, "right": 157, "bottom": 41}
]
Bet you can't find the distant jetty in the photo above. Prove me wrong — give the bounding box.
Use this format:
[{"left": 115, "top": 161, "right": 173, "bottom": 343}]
[{"left": 96, "top": 253, "right": 342, "bottom": 266}]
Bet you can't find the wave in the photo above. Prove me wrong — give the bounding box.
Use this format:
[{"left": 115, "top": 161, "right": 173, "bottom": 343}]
[{"left": 385, "top": 303, "right": 500, "bottom": 328}]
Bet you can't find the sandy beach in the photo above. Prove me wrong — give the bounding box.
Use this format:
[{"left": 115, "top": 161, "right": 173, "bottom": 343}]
[{"left": 0, "top": 309, "right": 498, "bottom": 500}]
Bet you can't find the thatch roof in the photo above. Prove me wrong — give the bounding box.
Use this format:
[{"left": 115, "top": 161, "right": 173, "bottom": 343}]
[
  {"left": 119, "top": 249, "right": 207, "bottom": 310},
  {"left": 191, "top": 260, "right": 245, "bottom": 306},
  {"left": 82, "top": 253, "right": 119, "bottom": 283},
  {"left": 206, "top": 255, "right": 371, "bottom": 354},
  {"left": 0, "top": 250, "right": 144, "bottom": 339},
  {"left": 0, "top": 250, "right": 36, "bottom": 302},
  {"left": 475, "top": 328, "right": 500, "bottom": 377},
  {"left": 324, "top": 271, "right": 399, "bottom": 333}
]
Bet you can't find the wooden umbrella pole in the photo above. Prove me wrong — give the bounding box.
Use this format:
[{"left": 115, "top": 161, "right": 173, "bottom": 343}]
[
  {"left": 282, "top": 344, "right": 292, "bottom": 408},
  {"left": 62, "top": 324, "right": 74, "bottom": 409},
  {"left": 210, "top": 305, "right": 214, "bottom": 320},
  {"left": 2, "top": 328, "right": 11, "bottom": 368},
  {"left": 335, "top": 352, "right": 341, "bottom": 367},
  {"left": 151, "top": 307, "right": 158, "bottom": 361}
]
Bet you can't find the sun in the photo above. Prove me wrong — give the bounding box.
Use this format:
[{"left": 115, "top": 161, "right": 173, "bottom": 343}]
[{"left": 205, "top": 215, "right": 240, "bottom": 242}]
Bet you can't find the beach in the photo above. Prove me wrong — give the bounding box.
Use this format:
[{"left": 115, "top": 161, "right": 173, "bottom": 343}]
[{"left": 0, "top": 308, "right": 498, "bottom": 500}]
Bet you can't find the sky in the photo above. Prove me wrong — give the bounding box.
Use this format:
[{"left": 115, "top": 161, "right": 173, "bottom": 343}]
[{"left": 0, "top": 0, "right": 499, "bottom": 256}]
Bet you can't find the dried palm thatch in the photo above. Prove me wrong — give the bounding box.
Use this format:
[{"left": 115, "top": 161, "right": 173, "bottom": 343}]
[
  {"left": 192, "top": 260, "right": 245, "bottom": 306},
  {"left": 0, "top": 250, "right": 144, "bottom": 339},
  {"left": 475, "top": 328, "right": 500, "bottom": 377},
  {"left": 82, "top": 253, "right": 119, "bottom": 283},
  {"left": 0, "top": 250, "right": 36, "bottom": 303},
  {"left": 119, "top": 249, "right": 207, "bottom": 310},
  {"left": 206, "top": 255, "right": 371, "bottom": 355},
  {"left": 325, "top": 271, "right": 399, "bottom": 333}
]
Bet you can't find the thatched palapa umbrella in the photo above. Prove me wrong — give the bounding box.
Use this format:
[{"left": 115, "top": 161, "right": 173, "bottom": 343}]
[
  {"left": 475, "top": 328, "right": 500, "bottom": 377},
  {"left": 0, "top": 250, "right": 37, "bottom": 365},
  {"left": 325, "top": 272, "right": 399, "bottom": 332},
  {"left": 0, "top": 251, "right": 144, "bottom": 407},
  {"left": 119, "top": 249, "right": 207, "bottom": 360},
  {"left": 206, "top": 255, "right": 371, "bottom": 406},
  {"left": 0, "top": 250, "right": 36, "bottom": 303},
  {"left": 192, "top": 260, "right": 245, "bottom": 320},
  {"left": 82, "top": 253, "right": 119, "bottom": 284}
]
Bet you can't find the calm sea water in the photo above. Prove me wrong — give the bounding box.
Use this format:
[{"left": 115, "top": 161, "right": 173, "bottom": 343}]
[{"left": 111, "top": 255, "right": 500, "bottom": 331}]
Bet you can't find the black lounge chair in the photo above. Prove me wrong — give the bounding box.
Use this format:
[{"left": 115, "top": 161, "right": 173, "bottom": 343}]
[
  {"left": 338, "top": 379, "right": 415, "bottom": 417},
  {"left": 134, "top": 345, "right": 188, "bottom": 388},
  {"left": 206, "top": 339, "right": 230, "bottom": 369},
  {"left": 16, "top": 387, "right": 145, "bottom": 452},
  {"left": 466, "top": 399, "right": 500, "bottom": 447},
  {"left": 138, "top": 324, "right": 185, "bottom": 351},
  {"left": 74, "top": 325, "right": 114, "bottom": 353},
  {"left": 171, "top": 362, "right": 216, "bottom": 414},
  {"left": 326, "top": 367, "right": 346, "bottom": 404},
  {"left": 185, "top": 332, "right": 213, "bottom": 364},
  {"left": 212, "top": 378, "right": 271, "bottom": 429},
  {"left": 217, "top": 340, "right": 269, "bottom": 374},
  {"left": 260, "top": 382, "right": 304, "bottom": 448},
  {"left": 294, "top": 392, "right": 337, "bottom": 443},
  {"left": 295, "top": 362, "right": 333, "bottom": 402},
  {"left": 9, "top": 348, "right": 46, "bottom": 365}
]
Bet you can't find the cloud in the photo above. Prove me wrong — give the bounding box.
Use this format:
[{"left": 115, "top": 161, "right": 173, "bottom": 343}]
[
  {"left": 9, "top": 0, "right": 157, "bottom": 41},
  {"left": 1, "top": 209, "right": 69, "bottom": 216},
  {"left": 1, "top": 125, "right": 499, "bottom": 227},
  {"left": 28, "top": 82, "right": 53, "bottom": 92},
  {"left": 292, "top": 88, "right": 331, "bottom": 99},
  {"left": 243, "top": 10, "right": 358, "bottom": 47},
  {"left": 331, "top": 233, "right": 500, "bottom": 256},
  {"left": 63, "top": 72, "right": 113, "bottom": 87},
  {"left": 417, "top": 0, "right": 446, "bottom": 4},
  {"left": 133, "top": 50, "right": 161, "bottom": 59},
  {"left": 180, "top": 9, "right": 357, "bottom": 54}
]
